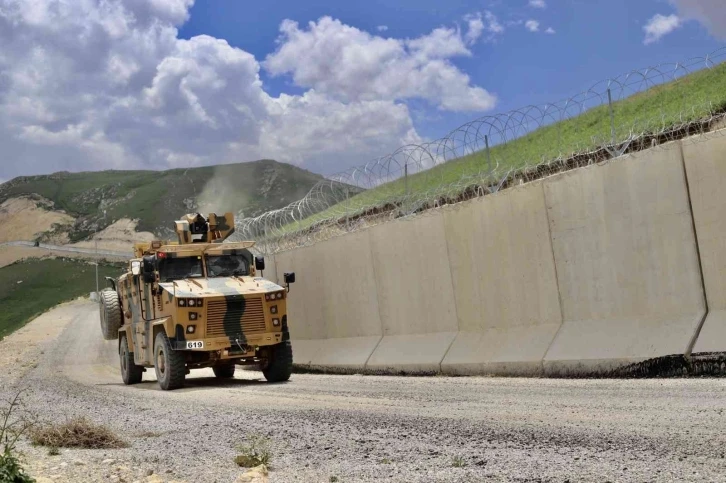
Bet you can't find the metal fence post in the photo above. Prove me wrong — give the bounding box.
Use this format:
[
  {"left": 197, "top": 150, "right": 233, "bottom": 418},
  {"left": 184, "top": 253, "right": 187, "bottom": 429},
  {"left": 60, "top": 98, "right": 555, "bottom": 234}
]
[
  {"left": 404, "top": 163, "right": 409, "bottom": 196},
  {"left": 485, "top": 134, "right": 492, "bottom": 179},
  {"left": 607, "top": 88, "right": 616, "bottom": 146},
  {"left": 345, "top": 187, "right": 350, "bottom": 231}
]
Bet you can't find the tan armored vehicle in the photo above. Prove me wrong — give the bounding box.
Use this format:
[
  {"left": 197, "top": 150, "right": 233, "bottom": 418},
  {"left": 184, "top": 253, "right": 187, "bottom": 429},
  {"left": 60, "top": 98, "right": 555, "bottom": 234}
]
[{"left": 98, "top": 212, "right": 296, "bottom": 390}]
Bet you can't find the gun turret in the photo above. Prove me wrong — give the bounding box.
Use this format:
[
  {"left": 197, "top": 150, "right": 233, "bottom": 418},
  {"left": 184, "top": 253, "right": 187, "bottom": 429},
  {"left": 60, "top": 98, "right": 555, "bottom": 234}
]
[{"left": 175, "top": 212, "right": 235, "bottom": 245}]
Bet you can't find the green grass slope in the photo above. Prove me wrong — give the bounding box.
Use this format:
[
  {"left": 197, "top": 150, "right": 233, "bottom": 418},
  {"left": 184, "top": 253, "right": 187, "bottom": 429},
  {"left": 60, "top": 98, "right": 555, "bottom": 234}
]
[
  {"left": 0, "top": 160, "right": 324, "bottom": 240},
  {"left": 290, "top": 61, "right": 726, "bottom": 232},
  {"left": 0, "top": 258, "right": 124, "bottom": 339}
]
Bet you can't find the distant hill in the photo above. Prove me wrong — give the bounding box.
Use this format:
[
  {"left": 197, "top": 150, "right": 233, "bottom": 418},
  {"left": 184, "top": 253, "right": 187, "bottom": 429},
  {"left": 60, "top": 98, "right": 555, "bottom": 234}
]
[{"left": 0, "top": 160, "right": 325, "bottom": 241}]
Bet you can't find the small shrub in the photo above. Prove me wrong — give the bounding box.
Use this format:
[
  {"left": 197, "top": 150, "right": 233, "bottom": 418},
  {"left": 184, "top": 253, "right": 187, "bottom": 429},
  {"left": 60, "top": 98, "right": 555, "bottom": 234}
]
[
  {"left": 234, "top": 434, "right": 271, "bottom": 468},
  {"left": 30, "top": 417, "right": 128, "bottom": 449},
  {"left": 47, "top": 447, "right": 60, "bottom": 456},
  {"left": 451, "top": 455, "right": 467, "bottom": 468},
  {"left": 329, "top": 477, "right": 339, "bottom": 483},
  {"left": 0, "top": 450, "right": 36, "bottom": 483},
  {"left": 0, "top": 391, "right": 36, "bottom": 483}
]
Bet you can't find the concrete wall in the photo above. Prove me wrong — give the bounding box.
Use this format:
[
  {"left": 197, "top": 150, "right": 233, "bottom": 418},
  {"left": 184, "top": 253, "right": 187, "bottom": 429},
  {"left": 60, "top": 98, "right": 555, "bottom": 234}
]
[
  {"left": 366, "top": 213, "right": 458, "bottom": 373},
  {"left": 441, "top": 181, "right": 562, "bottom": 376},
  {"left": 275, "top": 231, "right": 383, "bottom": 370},
  {"left": 683, "top": 133, "right": 726, "bottom": 353},
  {"left": 542, "top": 141, "right": 706, "bottom": 375},
  {"left": 274, "top": 248, "right": 326, "bottom": 366},
  {"left": 273, "top": 133, "right": 725, "bottom": 376}
]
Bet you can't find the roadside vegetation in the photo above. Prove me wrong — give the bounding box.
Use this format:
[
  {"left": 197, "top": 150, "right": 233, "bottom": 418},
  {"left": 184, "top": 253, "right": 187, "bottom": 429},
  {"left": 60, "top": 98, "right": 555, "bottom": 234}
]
[
  {"left": 0, "top": 392, "right": 36, "bottom": 483},
  {"left": 0, "top": 258, "right": 124, "bottom": 340},
  {"left": 234, "top": 434, "right": 272, "bottom": 468},
  {"left": 29, "top": 417, "right": 128, "bottom": 450}
]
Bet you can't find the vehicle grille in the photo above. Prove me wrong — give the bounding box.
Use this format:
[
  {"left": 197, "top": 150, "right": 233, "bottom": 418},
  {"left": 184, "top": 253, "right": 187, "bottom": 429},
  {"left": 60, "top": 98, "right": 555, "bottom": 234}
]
[{"left": 205, "top": 297, "right": 266, "bottom": 338}]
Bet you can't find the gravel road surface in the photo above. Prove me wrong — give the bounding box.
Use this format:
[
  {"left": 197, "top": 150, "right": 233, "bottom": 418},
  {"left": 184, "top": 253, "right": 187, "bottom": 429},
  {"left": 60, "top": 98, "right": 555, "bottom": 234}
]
[{"left": 2, "top": 299, "right": 726, "bottom": 483}]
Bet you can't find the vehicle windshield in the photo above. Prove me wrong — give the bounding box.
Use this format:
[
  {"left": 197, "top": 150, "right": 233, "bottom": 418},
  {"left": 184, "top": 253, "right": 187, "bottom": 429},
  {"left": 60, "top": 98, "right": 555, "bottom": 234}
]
[
  {"left": 158, "top": 256, "right": 203, "bottom": 282},
  {"left": 206, "top": 254, "right": 249, "bottom": 277}
]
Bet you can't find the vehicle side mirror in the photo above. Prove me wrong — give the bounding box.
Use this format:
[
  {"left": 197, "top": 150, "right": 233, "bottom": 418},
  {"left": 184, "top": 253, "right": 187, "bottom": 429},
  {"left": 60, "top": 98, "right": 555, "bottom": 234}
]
[
  {"left": 142, "top": 256, "right": 156, "bottom": 284},
  {"left": 255, "top": 256, "right": 265, "bottom": 271},
  {"left": 284, "top": 272, "right": 296, "bottom": 292},
  {"left": 131, "top": 261, "right": 141, "bottom": 276}
]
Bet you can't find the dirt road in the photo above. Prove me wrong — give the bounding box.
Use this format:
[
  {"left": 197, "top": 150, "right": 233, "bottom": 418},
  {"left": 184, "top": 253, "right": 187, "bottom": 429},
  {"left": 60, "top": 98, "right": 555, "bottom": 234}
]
[{"left": 2, "top": 300, "right": 726, "bottom": 482}]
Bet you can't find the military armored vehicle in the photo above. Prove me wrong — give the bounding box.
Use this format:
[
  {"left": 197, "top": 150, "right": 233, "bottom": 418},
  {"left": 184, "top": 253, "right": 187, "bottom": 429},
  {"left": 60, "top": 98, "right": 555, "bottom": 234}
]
[{"left": 98, "top": 212, "right": 296, "bottom": 390}]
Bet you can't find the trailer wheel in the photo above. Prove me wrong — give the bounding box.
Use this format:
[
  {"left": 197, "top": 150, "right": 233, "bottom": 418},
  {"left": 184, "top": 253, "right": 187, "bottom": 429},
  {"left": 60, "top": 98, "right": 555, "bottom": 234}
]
[
  {"left": 119, "top": 334, "right": 143, "bottom": 385},
  {"left": 100, "top": 289, "right": 122, "bottom": 341},
  {"left": 261, "top": 341, "right": 292, "bottom": 382},
  {"left": 154, "top": 332, "right": 186, "bottom": 390}
]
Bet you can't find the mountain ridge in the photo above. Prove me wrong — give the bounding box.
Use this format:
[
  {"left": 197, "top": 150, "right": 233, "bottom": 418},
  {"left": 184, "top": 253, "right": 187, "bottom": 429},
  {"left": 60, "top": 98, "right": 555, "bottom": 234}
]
[{"left": 0, "top": 159, "right": 326, "bottom": 242}]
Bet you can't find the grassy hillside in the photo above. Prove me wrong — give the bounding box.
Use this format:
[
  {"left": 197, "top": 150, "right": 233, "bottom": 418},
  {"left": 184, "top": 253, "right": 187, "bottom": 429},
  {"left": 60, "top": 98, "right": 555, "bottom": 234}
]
[
  {"left": 0, "top": 160, "right": 325, "bottom": 240},
  {"left": 0, "top": 258, "right": 124, "bottom": 339},
  {"left": 289, "top": 61, "right": 726, "bottom": 232}
]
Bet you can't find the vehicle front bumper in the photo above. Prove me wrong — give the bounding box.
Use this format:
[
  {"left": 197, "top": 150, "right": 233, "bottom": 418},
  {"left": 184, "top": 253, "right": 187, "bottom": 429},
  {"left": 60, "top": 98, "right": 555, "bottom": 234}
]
[{"left": 171, "top": 331, "right": 284, "bottom": 352}]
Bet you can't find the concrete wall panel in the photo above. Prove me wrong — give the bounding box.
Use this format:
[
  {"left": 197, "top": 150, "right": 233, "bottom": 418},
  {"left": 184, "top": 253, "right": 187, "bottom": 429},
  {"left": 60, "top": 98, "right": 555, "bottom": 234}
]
[
  {"left": 264, "top": 254, "right": 278, "bottom": 284},
  {"left": 366, "top": 212, "right": 458, "bottom": 371},
  {"left": 683, "top": 133, "right": 726, "bottom": 353},
  {"left": 274, "top": 248, "right": 325, "bottom": 366},
  {"left": 440, "top": 181, "right": 562, "bottom": 375},
  {"left": 543, "top": 141, "right": 706, "bottom": 375},
  {"left": 366, "top": 332, "right": 457, "bottom": 373},
  {"left": 276, "top": 230, "right": 383, "bottom": 368}
]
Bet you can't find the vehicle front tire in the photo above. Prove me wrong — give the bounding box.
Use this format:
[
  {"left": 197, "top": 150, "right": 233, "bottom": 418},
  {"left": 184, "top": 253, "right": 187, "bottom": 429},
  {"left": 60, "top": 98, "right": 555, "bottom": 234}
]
[
  {"left": 100, "top": 289, "right": 122, "bottom": 341},
  {"left": 212, "top": 364, "right": 236, "bottom": 379},
  {"left": 154, "top": 332, "right": 186, "bottom": 390},
  {"left": 119, "top": 334, "right": 143, "bottom": 385},
  {"left": 261, "top": 341, "right": 293, "bottom": 383}
]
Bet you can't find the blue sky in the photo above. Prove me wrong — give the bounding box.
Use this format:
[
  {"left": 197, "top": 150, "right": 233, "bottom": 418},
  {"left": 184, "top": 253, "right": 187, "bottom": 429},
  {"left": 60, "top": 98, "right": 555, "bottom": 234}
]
[
  {"left": 179, "top": 0, "right": 723, "bottom": 141},
  {"left": 0, "top": 0, "right": 723, "bottom": 182}
]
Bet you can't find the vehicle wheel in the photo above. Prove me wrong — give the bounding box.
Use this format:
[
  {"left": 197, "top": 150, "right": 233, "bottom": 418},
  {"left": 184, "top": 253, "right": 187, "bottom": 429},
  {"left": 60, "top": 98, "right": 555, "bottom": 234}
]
[
  {"left": 119, "top": 334, "right": 143, "bottom": 385},
  {"left": 212, "top": 364, "right": 236, "bottom": 379},
  {"left": 261, "top": 341, "right": 293, "bottom": 382},
  {"left": 154, "top": 332, "right": 186, "bottom": 390},
  {"left": 100, "top": 289, "right": 122, "bottom": 341}
]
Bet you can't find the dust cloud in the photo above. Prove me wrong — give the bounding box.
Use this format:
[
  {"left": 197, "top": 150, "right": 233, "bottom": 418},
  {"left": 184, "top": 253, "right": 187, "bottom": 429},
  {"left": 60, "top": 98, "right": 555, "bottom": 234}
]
[{"left": 195, "top": 168, "right": 249, "bottom": 218}]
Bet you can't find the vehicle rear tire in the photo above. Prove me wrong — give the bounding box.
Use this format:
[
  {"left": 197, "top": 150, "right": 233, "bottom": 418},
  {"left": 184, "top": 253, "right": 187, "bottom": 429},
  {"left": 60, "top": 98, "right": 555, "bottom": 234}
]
[
  {"left": 100, "top": 289, "right": 122, "bottom": 341},
  {"left": 154, "top": 332, "right": 186, "bottom": 390},
  {"left": 212, "top": 364, "right": 236, "bottom": 379},
  {"left": 119, "top": 334, "right": 143, "bottom": 385},
  {"left": 261, "top": 341, "right": 293, "bottom": 382}
]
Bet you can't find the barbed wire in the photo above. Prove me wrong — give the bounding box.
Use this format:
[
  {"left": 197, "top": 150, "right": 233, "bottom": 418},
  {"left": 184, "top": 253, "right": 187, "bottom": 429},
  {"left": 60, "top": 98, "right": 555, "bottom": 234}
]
[{"left": 235, "top": 47, "right": 726, "bottom": 255}]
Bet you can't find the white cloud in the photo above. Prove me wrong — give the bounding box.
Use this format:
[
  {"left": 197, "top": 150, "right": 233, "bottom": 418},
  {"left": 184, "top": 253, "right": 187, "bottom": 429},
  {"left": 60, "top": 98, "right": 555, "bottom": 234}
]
[
  {"left": 484, "top": 11, "right": 505, "bottom": 35},
  {"left": 643, "top": 13, "right": 682, "bottom": 44},
  {"left": 0, "top": 1, "right": 427, "bottom": 179},
  {"left": 528, "top": 0, "right": 546, "bottom": 8},
  {"left": 377, "top": 25, "right": 388, "bottom": 32},
  {"left": 464, "top": 15, "right": 484, "bottom": 44},
  {"left": 670, "top": 0, "right": 726, "bottom": 38},
  {"left": 545, "top": 27, "right": 556, "bottom": 34},
  {"left": 525, "top": 20, "right": 540, "bottom": 32},
  {"left": 264, "top": 17, "right": 496, "bottom": 112}
]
